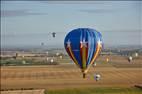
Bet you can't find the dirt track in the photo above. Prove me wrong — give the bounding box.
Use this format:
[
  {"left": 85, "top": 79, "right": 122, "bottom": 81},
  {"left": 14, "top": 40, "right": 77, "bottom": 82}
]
[
  {"left": 1, "top": 89, "right": 45, "bottom": 94},
  {"left": 1, "top": 63, "right": 142, "bottom": 90}
]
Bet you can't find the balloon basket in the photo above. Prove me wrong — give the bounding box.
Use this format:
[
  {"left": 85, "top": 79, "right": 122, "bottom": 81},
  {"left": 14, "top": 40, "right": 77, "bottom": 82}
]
[{"left": 83, "top": 73, "right": 86, "bottom": 78}]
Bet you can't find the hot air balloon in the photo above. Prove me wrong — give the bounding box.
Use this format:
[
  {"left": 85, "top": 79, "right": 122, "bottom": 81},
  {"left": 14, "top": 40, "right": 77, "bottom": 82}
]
[
  {"left": 52, "top": 32, "right": 56, "bottom": 38},
  {"left": 94, "top": 74, "right": 101, "bottom": 81},
  {"left": 41, "top": 42, "right": 44, "bottom": 46},
  {"left": 50, "top": 58, "right": 54, "bottom": 63},
  {"left": 128, "top": 56, "right": 133, "bottom": 62},
  {"left": 106, "top": 58, "right": 109, "bottom": 63},
  {"left": 64, "top": 28, "right": 103, "bottom": 78},
  {"left": 135, "top": 52, "right": 138, "bottom": 57}
]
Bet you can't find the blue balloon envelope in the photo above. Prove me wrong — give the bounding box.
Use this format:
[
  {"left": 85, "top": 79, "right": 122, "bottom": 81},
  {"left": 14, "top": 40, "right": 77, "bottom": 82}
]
[{"left": 64, "top": 28, "right": 103, "bottom": 78}]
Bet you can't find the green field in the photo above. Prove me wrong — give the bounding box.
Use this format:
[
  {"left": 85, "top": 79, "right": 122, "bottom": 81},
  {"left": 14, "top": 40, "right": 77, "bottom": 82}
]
[{"left": 45, "top": 87, "right": 142, "bottom": 94}]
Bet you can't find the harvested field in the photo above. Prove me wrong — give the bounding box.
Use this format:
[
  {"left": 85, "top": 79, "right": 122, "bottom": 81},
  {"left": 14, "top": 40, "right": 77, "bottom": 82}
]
[
  {"left": 1, "top": 63, "right": 142, "bottom": 90},
  {"left": 1, "top": 55, "right": 142, "bottom": 94}
]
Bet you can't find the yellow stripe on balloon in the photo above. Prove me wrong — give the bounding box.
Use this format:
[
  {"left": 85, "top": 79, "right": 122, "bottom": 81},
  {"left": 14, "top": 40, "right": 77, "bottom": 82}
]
[
  {"left": 68, "top": 47, "right": 79, "bottom": 66},
  {"left": 85, "top": 43, "right": 101, "bottom": 73},
  {"left": 82, "top": 46, "right": 87, "bottom": 72},
  {"left": 90, "top": 44, "right": 101, "bottom": 65}
]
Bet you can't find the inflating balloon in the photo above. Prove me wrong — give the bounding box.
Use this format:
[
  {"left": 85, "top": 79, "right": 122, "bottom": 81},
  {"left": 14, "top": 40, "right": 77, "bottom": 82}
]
[{"left": 64, "top": 28, "right": 103, "bottom": 78}]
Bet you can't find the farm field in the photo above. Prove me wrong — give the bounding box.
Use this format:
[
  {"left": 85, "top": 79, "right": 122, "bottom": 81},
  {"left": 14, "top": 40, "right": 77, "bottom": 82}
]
[
  {"left": 45, "top": 87, "right": 142, "bottom": 94},
  {"left": 1, "top": 64, "right": 142, "bottom": 89},
  {"left": 1, "top": 55, "right": 142, "bottom": 94}
]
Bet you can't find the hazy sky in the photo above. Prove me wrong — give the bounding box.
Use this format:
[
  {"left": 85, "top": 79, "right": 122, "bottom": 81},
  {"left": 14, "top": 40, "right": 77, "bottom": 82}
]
[{"left": 1, "top": 1, "right": 142, "bottom": 48}]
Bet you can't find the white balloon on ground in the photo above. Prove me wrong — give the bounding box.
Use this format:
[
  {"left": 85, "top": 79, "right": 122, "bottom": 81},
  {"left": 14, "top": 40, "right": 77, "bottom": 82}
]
[
  {"left": 128, "top": 56, "right": 133, "bottom": 62},
  {"left": 50, "top": 59, "right": 54, "bottom": 63},
  {"left": 59, "top": 56, "right": 63, "bottom": 59},
  {"left": 46, "top": 57, "right": 49, "bottom": 61},
  {"left": 56, "top": 53, "right": 60, "bottom": 56},
  {"left": 135, "top": 53, "right": 138, "bottom": 57},
  {"left": 106, "top": 58, "right": 109, "bottom": 62},
  {"left": 94, "top": 74, "right": 101, "bottom": 81}
]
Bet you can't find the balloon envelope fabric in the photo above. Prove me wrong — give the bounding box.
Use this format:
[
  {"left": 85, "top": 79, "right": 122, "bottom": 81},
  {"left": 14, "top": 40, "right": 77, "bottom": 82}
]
[{"left": 64, "top": 28, "right": 103, "bottom": 78}]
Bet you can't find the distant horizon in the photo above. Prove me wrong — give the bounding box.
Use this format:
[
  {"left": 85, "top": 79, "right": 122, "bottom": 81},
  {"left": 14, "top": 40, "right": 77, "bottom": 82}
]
[{"left": 1, "top": 43, "right": 142, "bottom": 51}]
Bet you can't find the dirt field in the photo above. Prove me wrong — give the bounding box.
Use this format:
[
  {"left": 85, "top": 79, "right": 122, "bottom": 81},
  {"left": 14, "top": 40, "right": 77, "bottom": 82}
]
[
  {"left": 1, "top": 56, "right": 142, "bottom": 94},
  {"left": 1, "top": 63, "right": 142, "bottom": 90}
]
